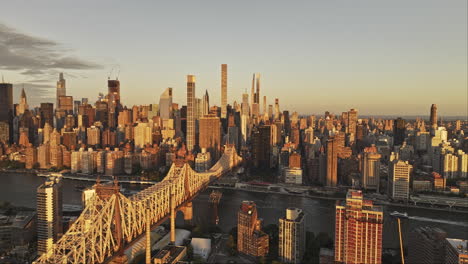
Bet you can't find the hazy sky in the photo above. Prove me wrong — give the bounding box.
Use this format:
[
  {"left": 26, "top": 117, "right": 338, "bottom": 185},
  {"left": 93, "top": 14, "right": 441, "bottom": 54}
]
[{"left": 1, "top": 0, "right": 467, "bottom": 116}]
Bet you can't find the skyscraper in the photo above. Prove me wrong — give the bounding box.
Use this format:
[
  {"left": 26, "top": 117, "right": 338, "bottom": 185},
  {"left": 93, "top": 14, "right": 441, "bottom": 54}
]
[
  {"left": 40, "top": 103, "right": 54, "bottom": 128},
  {"left": 56, "top": 73, "right": 66, "bottom": 109},
  {"left": 0, "top": 82, "right": 13, "bottom": 123},
  {"left": 199, "top": 114, "right": 221, "bottom": 160},
  {"left": 361, "top": 147, "right": 381, "bottom": 191},
  {"left": 407, "top": 226, "right": 447, "bottom": 264},
  {"left": 347, "top": 108, "right": 358, "bottom": 143},
  {"left": 202, "top": 90, "right": 210, "bottom": 117},
  {"left": 186, "top": 75, "right": 196, "bottom": 152},
  {"left": 326, "top": 132, "right": 351, "bottom": 187},
  {"left": 37, "top": 177, "right": 63, "bottom": 257},
  {"left": 159, "top": 87, "right": 173, "bottom": 120},
  {"left": 237, "top": 201, "right": 269, "bottom": 257},
  {"left": 18, "top": 87, "right": 28, "bottom": 115},
  {"left": 279, "top": 208, "right": 305, "bottom": 264},
  {"left": 394, "top": 117, "right": 406, "bottom": 146},
  {"left": 221, "top": 64, "right": 227, "bottom": 119},
  {"left": 335, "top": 190, "right": 383, "bottom": 264},
  {"left": 430, "top": 104, "right": 438, "bottom": 129}
]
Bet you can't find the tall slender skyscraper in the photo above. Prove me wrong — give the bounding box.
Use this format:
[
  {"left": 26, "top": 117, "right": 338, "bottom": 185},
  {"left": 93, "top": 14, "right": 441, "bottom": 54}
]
[
  {"left": 221, "top": 64, "right": 227, "bottom": 119},
  {"left": 335, "top": 190, "right": 383, "bottom": 264},
  {"left": 18, "top": 87, "right": 28, "bottom": 115},
  {"left": 159, "top": 87, "right": 173, "bottom": 120},
  {"left": 202, "top": 90, "right": 210, "bottom": 117},
  {"left": 37, "top": 177, "right": 63, "bottom": 257},
  {"left": 430, "top": 104, "right": 438, "bottom": 129},
  {"left": 187, "top": 75, "right": 196, "bottom": 152},
  {"left": 56, "top": 73, "right": 66, "bottom": 109}
]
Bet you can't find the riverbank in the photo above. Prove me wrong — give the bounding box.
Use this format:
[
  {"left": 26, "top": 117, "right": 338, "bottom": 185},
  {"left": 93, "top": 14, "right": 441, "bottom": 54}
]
[{"left": 209, "top": 185, "right": 468, "bottom": 214}]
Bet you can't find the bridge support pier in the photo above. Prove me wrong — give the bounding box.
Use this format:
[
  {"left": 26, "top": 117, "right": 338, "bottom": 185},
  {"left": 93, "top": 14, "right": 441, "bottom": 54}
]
[{"left": 180, "top": 202, "right": 193, "bottom": 226}]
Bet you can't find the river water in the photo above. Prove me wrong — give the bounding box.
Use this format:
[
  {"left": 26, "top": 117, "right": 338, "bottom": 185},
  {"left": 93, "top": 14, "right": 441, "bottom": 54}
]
[{"left": 1, "top": 172, "right": 467, "bottom": 249}]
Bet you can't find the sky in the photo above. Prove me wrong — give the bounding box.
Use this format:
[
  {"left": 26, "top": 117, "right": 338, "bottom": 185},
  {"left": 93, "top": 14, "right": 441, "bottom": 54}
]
[{"left": 1, "top": 0, "right": 467, "bottom": 117}]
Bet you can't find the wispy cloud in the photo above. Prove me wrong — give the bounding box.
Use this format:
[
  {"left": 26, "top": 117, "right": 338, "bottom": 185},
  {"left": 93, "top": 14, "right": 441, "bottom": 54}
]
[
  {"left": 0, "top": 23, "right": 101, "bottom": 105},
  {"left": 0, "top": 23, "right": 100, "bottom": 74}
]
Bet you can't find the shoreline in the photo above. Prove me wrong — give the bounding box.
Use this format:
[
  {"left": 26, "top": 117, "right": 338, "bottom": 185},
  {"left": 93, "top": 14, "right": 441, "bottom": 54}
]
[{"left": 209, "top": 185, "right": 468, "bottom": 214}]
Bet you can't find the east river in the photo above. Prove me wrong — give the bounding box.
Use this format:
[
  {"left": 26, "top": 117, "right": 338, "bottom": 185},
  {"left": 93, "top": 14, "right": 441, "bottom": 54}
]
[{"left": 1, "top": 172, "right": 467, "bottom": 249}]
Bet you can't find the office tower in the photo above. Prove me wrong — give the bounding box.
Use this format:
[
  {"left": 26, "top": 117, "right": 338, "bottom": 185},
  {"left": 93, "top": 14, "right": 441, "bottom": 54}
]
[
  {"left": 159, "top": 88, "right": 173, "bottom": 120},
  {"left": 50, "top": 144, "right": 63, "bottom": 168},
  {"left": 347, "top": 108, "right": 358, "bottom": 142},
  {"left": 95, "top": 101, "right": 109, "bottom": 127},
  {"left": 199, "top": 114, "right": 221, "bottom": 160},
  {"left": 202, "top": 90, "right": 210, "bottom": 117},
  {"left": 237, "top": 201, "right": 269, "bottom": 257},
  {"left": 195, "top": 98, "right": 202, "bottom": 119},
  {"left": 56, "top": 73, "right": 66, "bottom": 109},
  {"left": 445, "top": 238, "right": 468, "bottom": 263},
  {"left": 18, "top": 88, "right": 28, "bottom": 115},
  {"left": 227, "top": 114, "right": 239, "bottom": 150},
  {"left": 40, "top": 103, "right": 54, "bottom": 128},
  {"left": 335, "top": 190, "right": 383, "bottom": 264},
  {"left": 37, "top": 177, "right": 63, "bottom": 257},
  {"left": 221, "top": 64, "right": 227, "bottom": 118},
  {"left": 389, "top": 159, "right": 412, "bottom": 201},
  {"left": 263, "top": 96, "right": 267, "bottom": 117},
  {"left": 250, "top": 73, "right": 261, "bottom": 117},
  {"left": 252, "top": 125, "right": 272, "bottom": 168},
  {"left": 195, "top": 150, "right": 211, "bottom": 172},
  {"left": 0, "top": 81, "right": 13, "bottom": 143},
  {"left": 430, "top": 104, "right": 438, "bottom": 129},
  {"left": 187, "top": 75, "right": 196, "bottom": 152},
  {"left": 393, "top": 117, "right": 406, "bottom": 146},
  {"left": 57, "top": 96, "right": 73, "bottom": 114},
  {"left": 407, "top": 226, "right": 447, "bottom": 264},
  {"left": 361, "top": 148, "right": 381, "bottom": 191},
  {"left": 279, "top": 208, "right": 305, "bottom": 264}
]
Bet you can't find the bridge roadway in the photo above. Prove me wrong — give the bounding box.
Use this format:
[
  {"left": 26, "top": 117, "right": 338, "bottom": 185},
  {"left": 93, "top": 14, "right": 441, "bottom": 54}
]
[{"left": 33, "top": 146, "right": 242, "bottom": 264}]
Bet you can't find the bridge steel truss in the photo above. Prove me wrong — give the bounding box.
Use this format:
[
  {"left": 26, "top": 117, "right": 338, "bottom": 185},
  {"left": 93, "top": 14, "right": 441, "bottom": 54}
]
[{"left": 34, "top": 146, "right": 242, "bottom": 264}]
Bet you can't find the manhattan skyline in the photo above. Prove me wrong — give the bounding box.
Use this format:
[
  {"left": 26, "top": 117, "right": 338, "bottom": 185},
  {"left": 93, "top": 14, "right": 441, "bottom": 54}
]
[{"left": 1, "top": 0, "right": 467, "bottom": 116}]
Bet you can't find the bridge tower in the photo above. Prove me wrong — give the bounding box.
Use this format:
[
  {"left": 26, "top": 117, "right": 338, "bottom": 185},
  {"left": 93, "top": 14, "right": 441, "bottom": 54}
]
[{"left": 95, "top": 177, "right": 128, "bottom": 264}]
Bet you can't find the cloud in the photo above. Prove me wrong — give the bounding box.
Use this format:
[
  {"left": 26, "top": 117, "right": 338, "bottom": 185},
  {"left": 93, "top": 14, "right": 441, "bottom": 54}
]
[
  {"left": 0, "top": 23, "right": 101, "bottom": 75},
  {"left": 0, "top": 23, "right": 102, "bottom": 106}
]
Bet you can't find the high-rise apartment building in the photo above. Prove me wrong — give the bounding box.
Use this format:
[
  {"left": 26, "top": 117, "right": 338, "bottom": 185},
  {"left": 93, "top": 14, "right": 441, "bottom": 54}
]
[
  {"left": 279, "top": 208, "right": 305, "bottom": 264},
  {"left": 393, "top": 118, "right": 406, "bottom": 146},
  {"left": 252, "top": 125, "right": 272, "bottom": 168},
  {"left": 199, "top": 114, "right": 221, "bottom": 160},
  {"left": 186, "top": 75, "right": 196, "bottom": 152},
  {"left": 237, "top": 201, "right": 269, "bottom": 257},
  {"left": 326, "top": 132, "right": 351, "bottom": 187},
  {"left": 407, "top": 226, "right": 447, "bottom": 264},
  {"left": 361, "top": 148, "right": 381, "bottom": 191},
  {"left": 389, "top": 159, "right": 412, "bottom": 201},
  {"left": 56, "top": 73, "right": 66, "bottom": 110},
  {"left": 37, "top": 177, "right": 63, "bottom": 257},
  {"left": 445, "top": 238, "right": 468, "bottom": 264},
  {"left": 335, "top": 190, "right": 383, "bottom": 264},
  {"left": 221, "top": 64, "right": 227, "bottom": 119}
]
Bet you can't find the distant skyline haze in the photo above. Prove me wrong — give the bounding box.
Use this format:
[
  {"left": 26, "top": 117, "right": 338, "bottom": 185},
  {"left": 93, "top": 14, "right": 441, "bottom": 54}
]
[{"left": 0, "top": 0, "right": 466, "bottom": 116}]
